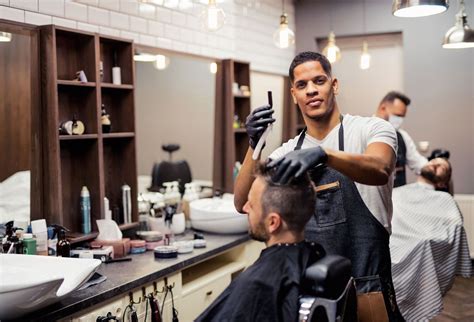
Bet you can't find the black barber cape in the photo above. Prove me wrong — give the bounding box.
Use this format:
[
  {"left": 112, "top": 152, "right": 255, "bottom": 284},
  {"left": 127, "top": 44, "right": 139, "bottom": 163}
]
[{"left": 195, "top": 241, "right": 325, "bottom": 322}]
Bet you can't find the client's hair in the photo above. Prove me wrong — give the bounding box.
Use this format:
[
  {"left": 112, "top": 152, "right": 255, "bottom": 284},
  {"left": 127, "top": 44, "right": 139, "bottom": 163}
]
[
  {"left": 255, "top": 163, "right": 315, "bottom": 233},
  {"left": 380, "top": 91, "right": 411, "bottom": 106}
]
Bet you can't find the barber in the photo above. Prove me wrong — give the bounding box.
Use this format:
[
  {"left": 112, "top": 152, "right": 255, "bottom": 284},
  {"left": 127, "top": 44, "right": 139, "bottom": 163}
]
[
  {"left": 375, "top": 91, "right": 427, "bottom": 187},
  {"left": 234, "top": 52, "right": 404, "bottom": 322}
]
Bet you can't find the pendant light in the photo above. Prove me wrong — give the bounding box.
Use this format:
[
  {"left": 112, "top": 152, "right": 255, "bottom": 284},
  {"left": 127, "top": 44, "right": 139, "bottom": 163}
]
[
  {"left": 200, "top": 0, "right": 226, "bottom": 32},
  {"left": 322, "top": 32, "right": 341, "bottom": 63},
  {"left": 273, "top": 0, "right": 295, "bottom": 49},
  {"left": 360, "top": 42, "right": 371, "bottom": 70},
  {"left": 0, "top": 31, "right": 12, "bottom": 42},
  {"left": 443, "top": 0, "right": 474, "bottom": 48},
  {"left": 392, "top": 0, "right": 448, "bottom": 18}
]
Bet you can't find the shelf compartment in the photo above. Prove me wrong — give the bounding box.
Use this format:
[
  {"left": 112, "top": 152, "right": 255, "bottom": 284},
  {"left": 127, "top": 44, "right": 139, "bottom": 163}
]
[
  {"left": 233, "top": 97, "right": 250, "bottom": 127},
  {"left": 101, "top": 87, "right": 135, "bottom": 133},
  {"left": 99, "top": 37, "right": 133, "bottom": 85},
  {"left": 55, "top": 29, "right": 96, "bottom": 82},
  {"left": 57, "top": 80, "right": 96, "bottom": 87},
  {"left": 103, "top": 138, "right": 137, "bottom": 225},
  {"left": 103, "top": 132, "right": 135, "bottom": 139},
  {"left": 58, "top": 86, "right": 98, "bottom": 135},
  {"left": 60, "top": 134, "right": 98, "bottom": 141},
  {"left": 234, "top": 134, "right": 249, "bottom": 163},
  {"left": 60, "top": 139, "right": 101, "bottom": 233},
  {"left": 101, "top": 83, "right": 134, "bottom": 90}
]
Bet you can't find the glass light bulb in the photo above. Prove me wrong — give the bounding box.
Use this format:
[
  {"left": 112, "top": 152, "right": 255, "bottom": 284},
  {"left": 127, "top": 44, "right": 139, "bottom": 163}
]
[
  {"left": 273, "top": 24, "right": 295, "bottom": 48},
  {"left": 153, "top": 55, "right": 170, "bottom": 70},
  {"left": 322, "top": 32, "right": 341, "bottom": 63},
  {"left": 201, "top": 3, "right": 226, "bottom": 32},
  {"left": 360, "top": 42, "right": 371, "bottom": 70},
  {"left": 210, "top": 62, "right": 218, "bottom": 74}
]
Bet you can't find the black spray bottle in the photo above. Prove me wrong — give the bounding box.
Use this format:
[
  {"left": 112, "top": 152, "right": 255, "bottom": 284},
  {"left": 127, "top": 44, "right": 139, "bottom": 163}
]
[
  {"left": 2, "top": 221, "right": 23, "bottom": 254},
  {"left": 52, "top": 224, "right": 71, "bottom": 257}
]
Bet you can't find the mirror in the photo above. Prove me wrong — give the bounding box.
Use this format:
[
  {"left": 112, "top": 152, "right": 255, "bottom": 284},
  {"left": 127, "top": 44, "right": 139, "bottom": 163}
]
[
  {"left": 134, "top": 49, "right": 216, "bottom": 192},
  {"left": 0, "top": 21, "right": 41, "bottom": 224}
]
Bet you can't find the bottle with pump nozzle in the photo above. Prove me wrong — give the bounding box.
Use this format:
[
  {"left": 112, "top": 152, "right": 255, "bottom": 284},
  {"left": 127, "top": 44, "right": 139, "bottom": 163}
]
[
  {"left": 2, "top": 221, "right": 24, "bottom": 254},
  {"left": 52, "top": 224, "right": 71, "bottom": 257}
]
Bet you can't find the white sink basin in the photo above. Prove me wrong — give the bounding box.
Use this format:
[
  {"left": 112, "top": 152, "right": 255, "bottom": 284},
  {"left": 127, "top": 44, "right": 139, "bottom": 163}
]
[
  {"left": 0, "top": 254, "right": 101, "bottom": 319},
  {"left": 190, "top": 195, "right": 249, "bottom": 234}
]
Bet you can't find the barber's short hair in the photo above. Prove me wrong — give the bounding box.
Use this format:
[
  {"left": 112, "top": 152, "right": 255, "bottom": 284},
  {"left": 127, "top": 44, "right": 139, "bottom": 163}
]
[
  {"left": 380, "top": 91, "right": 411, "bottom": 106},
  {"left": 255, "top": 163, "right": 315, "bottom": 233},
  {"left": 289, "top": 51, "right": 332, "bottom": 83}
]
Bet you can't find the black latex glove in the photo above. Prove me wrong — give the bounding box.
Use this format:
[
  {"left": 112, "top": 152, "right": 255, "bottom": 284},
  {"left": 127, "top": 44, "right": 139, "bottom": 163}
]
[
  {"left": 267, "top": 147, "right": 328, "bottom": 184},
  {"left": 245, "top": 104, "right": 275, "bottom": 150}
]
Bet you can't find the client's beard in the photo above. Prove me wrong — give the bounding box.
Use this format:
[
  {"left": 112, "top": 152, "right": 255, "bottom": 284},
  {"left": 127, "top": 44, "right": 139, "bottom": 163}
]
[
  {"left": 420, "top": 167, "right": 440, "bottom": 184},
  {"left": 248, "top": 222, "right": 269, "bottom": 242}
]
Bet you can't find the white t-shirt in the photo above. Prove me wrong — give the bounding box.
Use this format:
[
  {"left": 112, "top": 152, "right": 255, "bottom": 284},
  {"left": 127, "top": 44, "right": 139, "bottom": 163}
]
[
  {"left": 398, "top": 129, "right": 428, "bottom": 175},
  {"left": 269, "top": 114, "right": 397, "bottom": 232}
]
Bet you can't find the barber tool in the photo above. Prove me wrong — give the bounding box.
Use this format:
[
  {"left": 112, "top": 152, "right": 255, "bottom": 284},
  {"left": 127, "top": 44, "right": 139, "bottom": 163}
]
[
  {"left": 96, "top": 312, "right": 118, "bottom": 322},
  {"left": 252, "top": 91, "right": 274, "bottom": 160},
  {"left": 103, "top": 257, "right": 132, "bottom": 264}
]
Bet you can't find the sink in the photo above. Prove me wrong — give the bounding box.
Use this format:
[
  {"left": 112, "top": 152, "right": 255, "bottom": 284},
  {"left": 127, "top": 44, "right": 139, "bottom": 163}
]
[
  {"left": 0, "top": 254, "right": 101, "bottom": 319},
  {"left": 189, "top": 195, "right": 249, "bottom": 234}
]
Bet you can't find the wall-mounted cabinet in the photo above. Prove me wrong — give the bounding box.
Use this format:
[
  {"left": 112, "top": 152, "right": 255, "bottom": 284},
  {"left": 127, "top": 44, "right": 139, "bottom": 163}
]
[
  {"left": 213, "top": 59, "right": 251, "bottom": 193},
  {"left": 40, "top": 25, "right": 138, "bottom": 241}
]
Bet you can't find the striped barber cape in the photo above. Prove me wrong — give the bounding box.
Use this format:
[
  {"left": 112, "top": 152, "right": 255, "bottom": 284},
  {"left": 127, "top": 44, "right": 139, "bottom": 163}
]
[{"left": 389, "top": 182, "right": 472, "bottom": 321}]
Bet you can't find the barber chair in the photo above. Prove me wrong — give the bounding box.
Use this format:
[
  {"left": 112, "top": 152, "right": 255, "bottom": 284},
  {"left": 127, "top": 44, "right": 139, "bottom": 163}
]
[
  {"left": 428, "top": 148, "right": 450, "bottom": 161},
  {"left": 149, "top": 144, "right": 192, "bottom": 194},
  {"left": 299, "top": 255, "right": 357, "bottom": 322}
]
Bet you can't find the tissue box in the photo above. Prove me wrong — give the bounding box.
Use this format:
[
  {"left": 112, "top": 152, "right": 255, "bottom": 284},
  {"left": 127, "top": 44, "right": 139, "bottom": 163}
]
[{"left": 91, "top": 238, "right": 130, "bottom": 258}]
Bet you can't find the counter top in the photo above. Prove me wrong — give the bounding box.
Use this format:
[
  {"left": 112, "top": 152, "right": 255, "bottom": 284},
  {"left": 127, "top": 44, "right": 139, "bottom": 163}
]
[{"left": 9, "top": 232, "right": 250, "bottom": 322}]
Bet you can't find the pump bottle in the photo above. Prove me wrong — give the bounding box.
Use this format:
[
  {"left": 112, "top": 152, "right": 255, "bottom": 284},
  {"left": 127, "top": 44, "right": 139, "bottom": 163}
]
[{"left": 52, "top": 224, "right": 71, "bottom": 257}]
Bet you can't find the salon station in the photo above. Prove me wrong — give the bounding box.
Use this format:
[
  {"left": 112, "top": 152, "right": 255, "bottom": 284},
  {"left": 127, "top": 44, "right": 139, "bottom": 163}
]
[{"left": 0, "top": 0, "right": 473, "bottom": 321}]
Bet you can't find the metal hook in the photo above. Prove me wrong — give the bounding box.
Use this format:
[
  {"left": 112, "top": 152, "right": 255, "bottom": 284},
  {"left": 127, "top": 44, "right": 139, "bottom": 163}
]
[{"left": 129, "top": 292, "right": 141, "bottom": 305}]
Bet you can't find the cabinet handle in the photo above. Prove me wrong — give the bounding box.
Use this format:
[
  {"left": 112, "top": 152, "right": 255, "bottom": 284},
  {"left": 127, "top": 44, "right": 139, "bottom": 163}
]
[{"left": 206, "top": 290, "right": 213, "bottom": 296}]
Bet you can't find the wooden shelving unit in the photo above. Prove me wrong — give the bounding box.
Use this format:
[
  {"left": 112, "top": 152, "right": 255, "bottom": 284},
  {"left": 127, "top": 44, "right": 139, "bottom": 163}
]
[
  {"left": 213, "top": 59, "right": 251, "bottom": 193},
  {"left": 282, "top": 76, "right": 306, "bottom": 142},
  {"left": 40, "top": 25, "right": 138, "bottom": 239}
]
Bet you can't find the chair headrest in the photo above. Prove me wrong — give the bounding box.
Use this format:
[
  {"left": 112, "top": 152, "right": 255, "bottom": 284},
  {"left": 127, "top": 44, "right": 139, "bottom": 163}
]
[
  {"left": 302, "top": 255, "right": 352, "bottom": 300},
  {"left": 162, "top": 144, "right": 180, "bottom": 153}
]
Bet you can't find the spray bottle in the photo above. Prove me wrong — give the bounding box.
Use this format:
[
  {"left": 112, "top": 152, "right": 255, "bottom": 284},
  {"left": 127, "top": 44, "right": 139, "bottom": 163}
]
[{"left": 80, "top": 186, "right": 91, "bottom": 234}]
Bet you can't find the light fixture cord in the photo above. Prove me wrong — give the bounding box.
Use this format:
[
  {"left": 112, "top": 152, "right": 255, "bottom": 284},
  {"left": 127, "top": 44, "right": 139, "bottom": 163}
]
[{"left": 282, "top": 0, "right": 285, "bottom": 14}]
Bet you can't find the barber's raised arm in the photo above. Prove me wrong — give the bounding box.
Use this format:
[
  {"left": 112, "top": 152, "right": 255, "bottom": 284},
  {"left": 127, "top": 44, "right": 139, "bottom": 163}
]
[
  {"left": 234, "top": 105, "right": 275, "bottom": 213},
  {"left": 325, "top": 142, "right": 395, "bottom": 185},
  {"left": 234, "top": 149, "right": 259, "bottom": 213}
]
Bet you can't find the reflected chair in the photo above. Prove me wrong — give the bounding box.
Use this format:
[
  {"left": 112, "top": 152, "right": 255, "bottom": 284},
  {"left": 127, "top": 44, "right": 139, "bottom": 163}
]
[{"left": 149, "top": 144, "right": 192, "bottom": 194}]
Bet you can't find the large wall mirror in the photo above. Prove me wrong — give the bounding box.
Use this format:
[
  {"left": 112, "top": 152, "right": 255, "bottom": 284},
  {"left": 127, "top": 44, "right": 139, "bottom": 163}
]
[
  {"left": 0, "top": 20, "right": 42, "bottom": 224},
  {"left": 134, "top": 46, "right": 217, "bottom": 192}
]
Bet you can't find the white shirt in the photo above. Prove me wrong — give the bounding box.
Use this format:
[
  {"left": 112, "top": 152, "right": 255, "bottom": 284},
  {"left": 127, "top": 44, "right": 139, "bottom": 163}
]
[
  {"left": 398, "top": 129, "right": 428, "bottom": 175},
  {"left": 269, "top": 114, "right": 397, "bottom": 232}
]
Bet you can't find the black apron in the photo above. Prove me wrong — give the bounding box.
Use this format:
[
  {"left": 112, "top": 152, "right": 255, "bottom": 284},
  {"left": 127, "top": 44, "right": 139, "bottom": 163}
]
[
  {"left": 295, "top": 116, "right": 404, "bottom": 321},
  {"left": 393, "top": 131, "right": 407, "bottom": 187}
]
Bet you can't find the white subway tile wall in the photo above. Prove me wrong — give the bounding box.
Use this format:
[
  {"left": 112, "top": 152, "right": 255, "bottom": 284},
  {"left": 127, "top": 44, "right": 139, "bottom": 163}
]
[{"left": 0, "top": 0, "right": 296, "bottom": 74}]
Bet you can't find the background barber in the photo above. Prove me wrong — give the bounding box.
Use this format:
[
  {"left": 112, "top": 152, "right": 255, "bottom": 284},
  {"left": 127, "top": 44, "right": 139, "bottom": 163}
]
[
  {"left": 234, "top": 52, "right": 403, "bottom": 321},
  {"left": 375, "top": 91, "right": 427, "bottom": 187}
]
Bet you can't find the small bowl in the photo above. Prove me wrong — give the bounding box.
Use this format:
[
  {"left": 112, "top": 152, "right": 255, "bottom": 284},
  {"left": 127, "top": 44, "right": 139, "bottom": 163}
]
[
  {"left": 172, "top": 240, "right": 194, "bottom": 254},
  {"left": 136, "top": 231, "right": 163, "bottom": 242}
]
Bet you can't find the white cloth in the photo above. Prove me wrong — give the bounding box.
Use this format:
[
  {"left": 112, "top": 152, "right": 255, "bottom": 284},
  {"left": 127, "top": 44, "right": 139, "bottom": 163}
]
[
  {"left": 0, "top": 171, "right": 30, "bottom": 224},
  {"left": 390, "top": 182, "right": 472, "bottom": 321},
  {"left": 269, "top": 114, "right": 397, "bottom": 231},
  {"left": 398, "top": 129, "right": 428, "bottom": 175}
]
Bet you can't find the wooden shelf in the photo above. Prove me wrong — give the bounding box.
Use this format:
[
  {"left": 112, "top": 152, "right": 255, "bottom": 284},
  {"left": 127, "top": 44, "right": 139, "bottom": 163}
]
[
  {"left": 103, "top": 132, "right": 135, "bottom": 139},
  {"left": 68, "top": 222, "right": 139, "bottom": 244},
  {"left": 233, "top": 128, "right": 246, "bottom": 133},
  {"left": 233, "top": 94, "right": 251, "bottom": 98},
  {"left": 57, "top": 80, "right": 96, "bottom": 87},
  {"left": 100, "top": 83, "right": 134, "bottom": 89},
  {"left": 59, "top": 134, "right": 98, "bottom": 141},
  {"left": 40, "top": 25, "right": 138, "bottom": 235}
]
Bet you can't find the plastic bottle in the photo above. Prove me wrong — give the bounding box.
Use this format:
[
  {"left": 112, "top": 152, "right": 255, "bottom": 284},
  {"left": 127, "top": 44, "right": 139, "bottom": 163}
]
[
  {"left": 22, "top": 233, "right": 37, "bottom": 255},
  {"left": 80, "top": 186, "right": 91, "bottom": 234}
]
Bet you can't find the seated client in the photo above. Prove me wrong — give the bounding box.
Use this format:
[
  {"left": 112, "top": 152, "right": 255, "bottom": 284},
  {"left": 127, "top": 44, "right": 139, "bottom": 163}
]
[
  {"left": 195, "top": 164, "right": 325, "bottom": 322},
  {"left": 390, "top": 157, "right": 472, "bottom": 321}
]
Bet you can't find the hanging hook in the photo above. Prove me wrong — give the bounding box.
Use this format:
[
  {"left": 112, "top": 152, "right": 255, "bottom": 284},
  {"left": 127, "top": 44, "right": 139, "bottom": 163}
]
[{"left": 129, "top": 292, "right": 141, "bottom": 305}]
